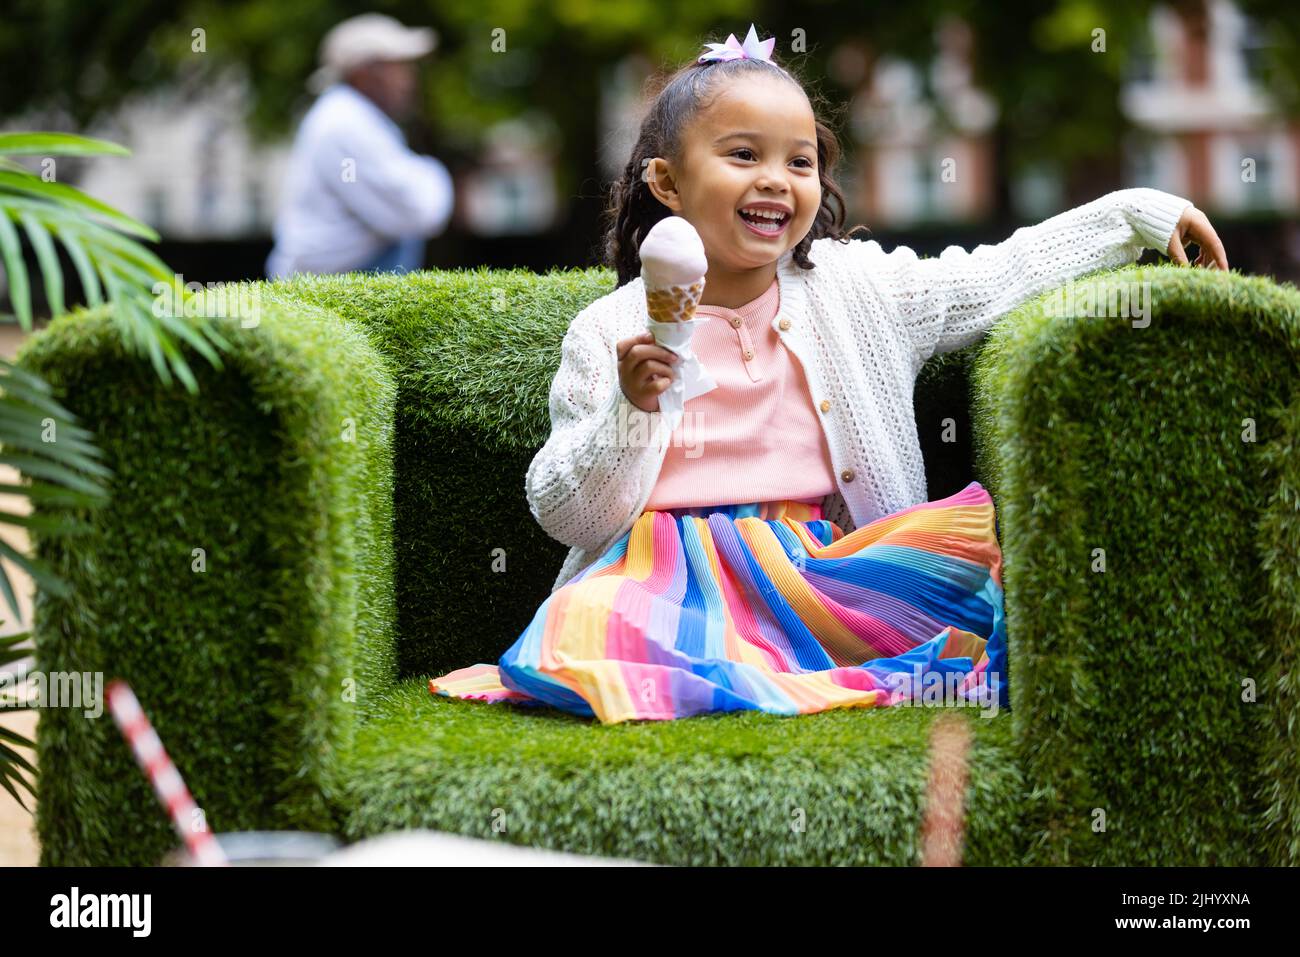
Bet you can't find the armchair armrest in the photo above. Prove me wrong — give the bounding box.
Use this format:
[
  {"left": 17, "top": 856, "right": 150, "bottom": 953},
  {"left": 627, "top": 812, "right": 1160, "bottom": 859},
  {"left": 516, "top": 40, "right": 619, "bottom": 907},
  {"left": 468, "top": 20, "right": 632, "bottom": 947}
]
[
  {"left": 969, "top": 263, "right": 1300, "bottom": 865},
  {"left": 16, "top": 293, "right": 397, "bottom": 865}
]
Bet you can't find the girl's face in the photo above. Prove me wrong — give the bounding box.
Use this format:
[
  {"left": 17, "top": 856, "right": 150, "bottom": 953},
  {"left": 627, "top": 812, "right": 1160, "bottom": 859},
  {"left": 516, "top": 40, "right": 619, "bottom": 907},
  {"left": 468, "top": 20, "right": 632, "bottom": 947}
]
[{"left": 647, "top": 72, "right": 822, "bottom": 275}]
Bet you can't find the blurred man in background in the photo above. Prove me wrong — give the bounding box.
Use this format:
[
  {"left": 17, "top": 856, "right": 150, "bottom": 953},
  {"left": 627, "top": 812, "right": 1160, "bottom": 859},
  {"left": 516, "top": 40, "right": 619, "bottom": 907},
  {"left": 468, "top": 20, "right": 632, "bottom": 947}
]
[{"left": 265, "top": 13, "right": 454, "bottom": 278}]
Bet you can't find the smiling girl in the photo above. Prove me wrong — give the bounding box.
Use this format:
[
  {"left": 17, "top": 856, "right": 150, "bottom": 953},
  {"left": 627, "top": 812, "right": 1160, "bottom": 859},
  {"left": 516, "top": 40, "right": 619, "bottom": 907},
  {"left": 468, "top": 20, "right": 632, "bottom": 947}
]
[{"left": 429, "top": 25, "right": 1228, "bottom": 724}]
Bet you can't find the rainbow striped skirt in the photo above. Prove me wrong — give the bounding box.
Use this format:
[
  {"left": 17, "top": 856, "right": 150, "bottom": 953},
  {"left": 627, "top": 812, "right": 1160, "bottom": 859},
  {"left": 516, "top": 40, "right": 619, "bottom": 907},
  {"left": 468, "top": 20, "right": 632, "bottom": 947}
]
[{"left": 429, "top": 480, "right": 1009, "bottom": 724}]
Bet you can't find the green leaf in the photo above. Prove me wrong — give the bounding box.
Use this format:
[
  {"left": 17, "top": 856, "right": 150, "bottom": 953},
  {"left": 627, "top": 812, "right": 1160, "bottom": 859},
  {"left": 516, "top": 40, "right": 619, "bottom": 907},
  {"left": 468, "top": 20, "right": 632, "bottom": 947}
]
[
  {"left": 0, "top": 171, "right": 158, "bottom": 241},
  {"left": 0, "top": 631, "right": 33, "bottom": 668},
  {"left": 0, "top": 740, "right": 37, "bottom": 777},
  {"left": 0, "top": 725, "right": 36, "bottom": 748},
  {"left": 0, "top": 535, "right": 72, "bottom": 603},
  {"left": 0, "top": 454, "right": 114, "bottom": 493},
  {"left": 0, "top": 196, "right": 164, "bottom": 275},
  {"left": 0, "top": 209, "right": 31, "bottom": 329},
  {"left": 0, "top": 405, "right": 108, "bottom": 458},
  {"left": 0, "top": 556, "right": 24, "bottom": 621},
  {"left": 51, "top": 208, "right": 171, "bottom": 276},
  {"left": 59, "top": 228, "right": 103, "bottom": 308},
  {"left": 18, "top": 209, "right": 64, "bottom": 316},
  {"left": 0, "top": 767, "right": 34, "bottom": 812},
  {"left": 0, "top": 414, "right": 98, "bottom": 453},
  {"left": 150, "top": 315, "right": 198, "bottom": 387},
  {"left": 0, "top": 375, "right": 81, "bottom": 420},
  {"left": 0, "top": 430, "right": 104, "bottom": 462},
  {"left": 158, "top": 312, "right": 224, "bottom": 372},
  {"left": 0, "top": 393, "right": 104, "bottom": 452},
  {"left": 108, "top": 270, "right": 177, "bottom": 389},
  {"left": 0, "top": 132, "right": 131, "bottom": 158},
  {"left": 0, "top": 357, "right": 93, "bottom": 420},
  {"left": 90, "top": 245, "right": 172, "bottom": 290},
  {"left": 0, "top": 356, "right": 58, "bottom": 393},
  {"left": 0, "top": 481, "right": 105, "bottom": 508},
  {"left": 155, "top": 323, "right": 198, "bottom": 393},
  {"left": 0, "top": 509, "right": 95, "bottom": 535},
  {"left": 0, "top": 630, "right": 31, "bottom": 649}
]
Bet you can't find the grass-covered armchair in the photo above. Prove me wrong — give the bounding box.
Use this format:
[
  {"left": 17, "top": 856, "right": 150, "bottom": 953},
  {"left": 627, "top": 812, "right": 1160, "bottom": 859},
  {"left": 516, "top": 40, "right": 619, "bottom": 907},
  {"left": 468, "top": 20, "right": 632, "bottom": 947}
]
[{"left": 17, "top": 262, "right": 1300, "bottom": 867}]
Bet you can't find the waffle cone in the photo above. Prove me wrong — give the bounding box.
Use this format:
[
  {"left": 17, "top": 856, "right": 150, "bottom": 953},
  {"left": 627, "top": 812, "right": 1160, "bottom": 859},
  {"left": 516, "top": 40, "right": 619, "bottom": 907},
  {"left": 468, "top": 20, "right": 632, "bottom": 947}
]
[{"left": 645, "top": 280, "right": 705, "bottom": 323}]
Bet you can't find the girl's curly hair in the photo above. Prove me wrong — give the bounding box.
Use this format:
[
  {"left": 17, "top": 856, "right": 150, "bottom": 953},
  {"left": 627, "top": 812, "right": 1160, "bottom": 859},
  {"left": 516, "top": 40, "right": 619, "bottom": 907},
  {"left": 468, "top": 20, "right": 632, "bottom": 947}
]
[{"left": 602, "top": 48, "right": 869, "bottom": 287}]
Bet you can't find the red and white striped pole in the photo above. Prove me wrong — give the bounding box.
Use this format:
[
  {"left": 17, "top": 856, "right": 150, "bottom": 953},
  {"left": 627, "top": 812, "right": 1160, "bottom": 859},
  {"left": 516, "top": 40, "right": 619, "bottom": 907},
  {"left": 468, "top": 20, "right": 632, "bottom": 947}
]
[{"left": 106, "top": 678, "right": 228, "bottom": 867}]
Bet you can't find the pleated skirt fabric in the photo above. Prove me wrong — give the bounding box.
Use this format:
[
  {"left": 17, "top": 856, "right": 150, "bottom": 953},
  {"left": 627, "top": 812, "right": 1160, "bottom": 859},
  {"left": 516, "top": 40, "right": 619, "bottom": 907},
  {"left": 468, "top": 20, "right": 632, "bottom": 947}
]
[{"left": 429, "top": 480, "right": 1009, "bottom": 724}]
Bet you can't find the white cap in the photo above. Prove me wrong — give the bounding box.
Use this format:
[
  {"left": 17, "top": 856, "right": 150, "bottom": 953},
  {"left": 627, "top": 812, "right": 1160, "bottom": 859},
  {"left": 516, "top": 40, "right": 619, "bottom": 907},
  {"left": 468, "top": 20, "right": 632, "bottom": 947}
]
[{"left": 307, "top": 14, "right": 438, "bottom": 94}]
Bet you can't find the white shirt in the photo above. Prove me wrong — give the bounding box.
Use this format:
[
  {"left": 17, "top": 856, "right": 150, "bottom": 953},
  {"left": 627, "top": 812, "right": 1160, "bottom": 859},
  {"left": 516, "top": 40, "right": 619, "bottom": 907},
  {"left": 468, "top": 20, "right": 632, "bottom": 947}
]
[
  {"left": 266, "top": 83, "right": 454, "bottom": 278},
  {"left": 526, "top": 187, "right": 1194, "bottom": 593}
]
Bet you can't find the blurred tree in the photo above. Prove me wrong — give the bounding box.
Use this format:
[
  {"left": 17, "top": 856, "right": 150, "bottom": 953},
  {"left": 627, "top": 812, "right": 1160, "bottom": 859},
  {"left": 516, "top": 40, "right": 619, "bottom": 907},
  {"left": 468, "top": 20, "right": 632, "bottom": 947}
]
[
  {"left": 2, "top": 0, "right": 1293, "bottom": 235},
  {"left": 1234, "top": 0, "right": 1300, "bottom": 112},
  {"left": 961, "top": 0, "right": 1160, "bottom": 211}
]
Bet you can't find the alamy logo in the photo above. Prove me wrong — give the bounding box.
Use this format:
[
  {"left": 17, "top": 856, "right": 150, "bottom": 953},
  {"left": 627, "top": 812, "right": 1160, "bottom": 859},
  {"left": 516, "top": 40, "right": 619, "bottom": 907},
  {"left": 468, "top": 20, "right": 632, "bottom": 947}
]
[
  {"left": 49, "top": 887, "right": 151, "bottom": 937},
  {"left": 1041, "top": 278, "right": 1152, "bottom": 328},
  {"left": 1, "top": 670, "right": 102, "bottom": 718}
]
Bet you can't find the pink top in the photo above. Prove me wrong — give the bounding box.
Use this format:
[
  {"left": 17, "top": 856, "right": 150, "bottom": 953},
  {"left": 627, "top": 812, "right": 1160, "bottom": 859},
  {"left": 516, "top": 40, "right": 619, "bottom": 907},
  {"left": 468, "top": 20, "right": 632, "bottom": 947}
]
[{"left": 644, "top": 276, "right": 839, "bottom": 510}]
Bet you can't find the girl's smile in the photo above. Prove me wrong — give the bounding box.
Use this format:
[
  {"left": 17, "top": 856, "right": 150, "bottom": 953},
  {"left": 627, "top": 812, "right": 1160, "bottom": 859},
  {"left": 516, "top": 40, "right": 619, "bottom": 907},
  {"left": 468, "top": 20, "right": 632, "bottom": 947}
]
[{"left": 737, "top": 202, "right": 793, "bottom": 238}]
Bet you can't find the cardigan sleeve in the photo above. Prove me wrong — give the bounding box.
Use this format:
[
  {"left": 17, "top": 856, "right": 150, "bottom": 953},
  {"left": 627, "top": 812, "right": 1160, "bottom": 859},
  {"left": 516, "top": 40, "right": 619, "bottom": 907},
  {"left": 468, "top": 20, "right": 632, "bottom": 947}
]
[
  {"left": 525, "top": 309, "right": 666, "bottom": 553},
  {"left": 858, "top": 187, "right": 1193, "bottom": 367}
]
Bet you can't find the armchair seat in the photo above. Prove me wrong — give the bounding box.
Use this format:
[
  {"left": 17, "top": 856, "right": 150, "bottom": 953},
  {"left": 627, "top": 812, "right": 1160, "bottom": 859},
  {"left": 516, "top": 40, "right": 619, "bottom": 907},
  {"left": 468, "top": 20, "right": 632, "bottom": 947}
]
[{"left": 340, "top": 677, "right": 1023, "bottom": 866}]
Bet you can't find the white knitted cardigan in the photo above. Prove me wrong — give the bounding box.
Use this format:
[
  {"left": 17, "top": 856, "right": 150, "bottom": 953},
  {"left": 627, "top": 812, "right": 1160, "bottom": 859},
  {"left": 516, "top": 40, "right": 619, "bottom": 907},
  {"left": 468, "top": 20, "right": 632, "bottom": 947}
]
[{"left": 526, "top": 187, "right": 1193, "bottom": 592}]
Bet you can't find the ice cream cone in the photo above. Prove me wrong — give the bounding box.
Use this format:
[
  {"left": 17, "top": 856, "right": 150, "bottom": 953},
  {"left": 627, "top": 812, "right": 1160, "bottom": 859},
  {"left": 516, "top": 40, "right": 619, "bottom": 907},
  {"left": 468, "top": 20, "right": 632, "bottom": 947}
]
[
  {"left": 645, "top": 280, "right": 705, "bottom": 324},
  {"left": 636, "top": 217, "right": 717, "bottom": 427}
]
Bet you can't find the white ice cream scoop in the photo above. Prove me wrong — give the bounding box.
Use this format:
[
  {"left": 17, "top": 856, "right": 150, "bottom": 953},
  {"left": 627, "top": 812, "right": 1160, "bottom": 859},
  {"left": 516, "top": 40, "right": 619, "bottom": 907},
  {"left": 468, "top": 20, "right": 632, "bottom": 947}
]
[
  {"left": 639, "top": 216, "right": 708, "bottom": 288},
  {"left": 636, "top": 216, "right": 716, "bottom": 432}
]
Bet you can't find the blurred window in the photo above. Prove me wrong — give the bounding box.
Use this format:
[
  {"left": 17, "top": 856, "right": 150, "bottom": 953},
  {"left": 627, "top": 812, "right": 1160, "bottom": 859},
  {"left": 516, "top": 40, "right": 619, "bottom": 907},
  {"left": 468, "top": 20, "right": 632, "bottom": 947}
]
[
  {"left": 1124, "top": 21, "right": 1157, "bottom": 85},
  {"left": 1238, "top": 14, "right": 1270, "bottom": 87}
]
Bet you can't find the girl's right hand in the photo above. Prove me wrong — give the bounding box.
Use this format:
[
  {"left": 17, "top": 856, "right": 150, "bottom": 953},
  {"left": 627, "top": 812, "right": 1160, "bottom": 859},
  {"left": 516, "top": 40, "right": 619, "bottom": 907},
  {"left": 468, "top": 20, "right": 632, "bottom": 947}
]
[{"left": 616, "top": 331, "right": 680, "bottom": 413}]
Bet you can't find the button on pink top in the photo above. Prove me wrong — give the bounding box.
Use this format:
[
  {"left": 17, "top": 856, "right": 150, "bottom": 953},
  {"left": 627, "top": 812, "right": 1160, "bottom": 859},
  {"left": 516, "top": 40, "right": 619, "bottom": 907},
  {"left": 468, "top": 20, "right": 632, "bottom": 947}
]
[{"left": 644, "top": 276, "right": 839, "bottom": 511}]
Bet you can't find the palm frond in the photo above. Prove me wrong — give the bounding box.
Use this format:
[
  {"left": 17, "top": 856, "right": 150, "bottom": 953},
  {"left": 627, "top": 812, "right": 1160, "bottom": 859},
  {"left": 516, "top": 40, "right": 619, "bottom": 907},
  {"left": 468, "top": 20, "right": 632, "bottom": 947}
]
[
  {"left": 0, "top": 170, "right": 157, "bottom": 241},
  {"left": 0, "top": 629, "right": 32, "bottom": 669},
  {"left": 18, "top": 210, "right": 64, "bottom": 316},
  {"left": 0, "top": 629, "right": 36, "bottom": 812},
  {"left": 0, "top": 136, "right": 232, "bottom": 395},
  {"left": 0, "top": 128, "right": 235, "bottom": 818},
  {"left": 0, "top": 209, "right": 31, "bottom": 328},
  {"left": 0, "top": 132, "right": 131, "bottom": 158}
]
